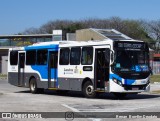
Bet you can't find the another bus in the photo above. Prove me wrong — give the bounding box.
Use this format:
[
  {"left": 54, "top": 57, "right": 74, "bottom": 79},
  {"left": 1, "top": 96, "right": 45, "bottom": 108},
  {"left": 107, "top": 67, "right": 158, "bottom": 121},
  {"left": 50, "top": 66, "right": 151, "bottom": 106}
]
[{"left": 8, "top": 39, "right": 150, "bottom": 98}]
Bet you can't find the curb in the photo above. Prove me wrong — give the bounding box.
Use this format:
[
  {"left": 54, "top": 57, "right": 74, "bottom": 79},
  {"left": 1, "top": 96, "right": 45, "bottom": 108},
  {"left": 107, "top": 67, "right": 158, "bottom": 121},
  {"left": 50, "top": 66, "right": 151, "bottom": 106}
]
[
  {"left": 0, "top": 77, "right": 7, "bottom": 80},
  {"left": 153, "top": 82, "right": 160, "bottom": 84}
]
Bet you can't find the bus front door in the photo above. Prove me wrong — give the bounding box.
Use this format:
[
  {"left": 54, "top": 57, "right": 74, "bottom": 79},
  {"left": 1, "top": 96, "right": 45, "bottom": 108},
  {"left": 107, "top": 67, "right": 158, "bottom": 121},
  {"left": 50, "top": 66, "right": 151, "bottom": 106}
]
[
  {"left": 95, "top": 48, "right": 110, "bottom": 90},
  {"left": 48, "top": 51, "right": 58, "bottom": 88},
  {"left": 18, "top": 52, "right": 25, "bottom": 86}
]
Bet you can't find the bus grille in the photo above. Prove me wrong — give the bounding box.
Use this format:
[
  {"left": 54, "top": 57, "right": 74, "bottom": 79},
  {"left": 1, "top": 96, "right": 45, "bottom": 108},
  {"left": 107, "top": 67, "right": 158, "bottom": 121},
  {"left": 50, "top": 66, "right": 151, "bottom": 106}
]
[{"left": 123, "top": 84, "right": 147, "bottom": 90}]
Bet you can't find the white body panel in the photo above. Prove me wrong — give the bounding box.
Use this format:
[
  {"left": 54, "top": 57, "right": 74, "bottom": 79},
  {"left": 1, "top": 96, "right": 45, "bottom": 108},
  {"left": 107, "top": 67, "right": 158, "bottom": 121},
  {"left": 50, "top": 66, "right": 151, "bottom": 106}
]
[{"left": 58, "top": 45, "right": 111, "bottom": 79}]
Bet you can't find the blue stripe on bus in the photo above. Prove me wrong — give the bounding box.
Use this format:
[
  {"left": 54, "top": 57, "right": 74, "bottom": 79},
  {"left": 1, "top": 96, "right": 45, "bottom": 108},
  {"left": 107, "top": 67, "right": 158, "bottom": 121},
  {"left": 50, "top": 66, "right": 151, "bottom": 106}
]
[
  {"left": 109, "top": 74, "right": 122, "bottom": 81},
  {"left": 124, "top": 79, "right": 135, "bottom": 85},
  {"left": 24, "top": 44, "right": 59, "bottom": 50},
  {"left": 31, "top": 65, "right": 57, "bottom": 79},
  {"left": 109, "top": 73, "right": 135, "bottom": 85}
]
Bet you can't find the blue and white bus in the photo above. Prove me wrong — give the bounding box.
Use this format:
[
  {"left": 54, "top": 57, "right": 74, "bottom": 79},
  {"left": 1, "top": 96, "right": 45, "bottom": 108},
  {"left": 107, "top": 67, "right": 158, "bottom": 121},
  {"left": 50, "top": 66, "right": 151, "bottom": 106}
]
[{"left": 8, "top": 39, "right": 150, "bottom": 98}]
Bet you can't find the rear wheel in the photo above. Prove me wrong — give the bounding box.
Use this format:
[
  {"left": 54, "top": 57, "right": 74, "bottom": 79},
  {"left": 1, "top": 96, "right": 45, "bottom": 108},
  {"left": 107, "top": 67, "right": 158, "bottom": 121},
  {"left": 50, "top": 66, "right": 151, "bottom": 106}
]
[
  {"left": 83, "top": 81, "right": 96, "bottom": 98},
  {"left": 29, "top": 78, "right": 43, "bottom": 94}
]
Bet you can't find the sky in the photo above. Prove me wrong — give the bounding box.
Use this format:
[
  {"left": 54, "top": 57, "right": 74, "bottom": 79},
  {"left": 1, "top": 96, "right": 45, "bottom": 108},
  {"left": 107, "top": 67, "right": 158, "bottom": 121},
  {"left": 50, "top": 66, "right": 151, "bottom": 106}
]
[{"left": 0, "top": 0, "right": 160, "bottom": 35}]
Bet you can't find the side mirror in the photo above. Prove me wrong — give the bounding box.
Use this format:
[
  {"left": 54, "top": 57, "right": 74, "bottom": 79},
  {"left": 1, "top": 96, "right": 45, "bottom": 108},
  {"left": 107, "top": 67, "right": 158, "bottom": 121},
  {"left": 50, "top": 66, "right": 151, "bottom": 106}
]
[{"left": 110, "top": 50, "right": 114, "bottom": 65}]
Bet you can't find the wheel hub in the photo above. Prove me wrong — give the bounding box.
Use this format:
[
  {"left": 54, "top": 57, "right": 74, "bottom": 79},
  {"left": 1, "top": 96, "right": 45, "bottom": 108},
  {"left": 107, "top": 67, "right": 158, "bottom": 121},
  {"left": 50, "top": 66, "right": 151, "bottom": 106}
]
[
  {"left": 31, "top": 83, "right": 35, "bottom": 91},
  {"left": 86, "top": 85, "right": 94, "bottom": 95}
]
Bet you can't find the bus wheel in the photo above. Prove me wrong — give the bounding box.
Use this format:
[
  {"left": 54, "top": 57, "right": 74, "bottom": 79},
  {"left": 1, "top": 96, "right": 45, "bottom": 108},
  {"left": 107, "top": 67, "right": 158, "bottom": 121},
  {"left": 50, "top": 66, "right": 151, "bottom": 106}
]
[
  {"left": 113, "top": 93, "right": 127, "bottom": 99},
  {"left": 83, "top": 81, "right": 96, "bottom": 98},
  {"left": 29, "top": 78, "right": 38, "bottom": 94}
]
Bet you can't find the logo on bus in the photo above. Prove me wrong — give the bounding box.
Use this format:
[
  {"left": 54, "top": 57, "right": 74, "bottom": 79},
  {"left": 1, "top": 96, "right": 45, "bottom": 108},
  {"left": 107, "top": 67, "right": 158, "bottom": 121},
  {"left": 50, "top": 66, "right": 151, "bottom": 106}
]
[{"left": 64, "top": 68, "right": 74, "bottom": 74}]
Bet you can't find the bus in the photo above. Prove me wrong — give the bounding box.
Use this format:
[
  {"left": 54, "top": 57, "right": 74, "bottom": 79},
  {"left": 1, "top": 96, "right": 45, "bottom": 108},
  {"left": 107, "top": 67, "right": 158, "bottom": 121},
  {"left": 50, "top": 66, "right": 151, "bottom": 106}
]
[{"left": 8, "top": 39, "right": 150, "bottom": 98}]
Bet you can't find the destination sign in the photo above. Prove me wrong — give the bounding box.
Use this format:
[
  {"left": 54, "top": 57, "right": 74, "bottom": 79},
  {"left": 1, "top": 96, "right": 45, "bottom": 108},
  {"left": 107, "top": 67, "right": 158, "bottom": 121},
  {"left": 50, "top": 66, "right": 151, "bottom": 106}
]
[{"left": 114, "top": 42, "right": 145, "bottom": 50}]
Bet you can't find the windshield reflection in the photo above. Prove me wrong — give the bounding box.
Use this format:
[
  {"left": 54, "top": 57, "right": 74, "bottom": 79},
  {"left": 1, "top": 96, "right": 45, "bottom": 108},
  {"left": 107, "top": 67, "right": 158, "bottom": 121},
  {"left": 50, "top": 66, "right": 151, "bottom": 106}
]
[{"left": 113, "top": 50, "right": 149, "bottom": 72}]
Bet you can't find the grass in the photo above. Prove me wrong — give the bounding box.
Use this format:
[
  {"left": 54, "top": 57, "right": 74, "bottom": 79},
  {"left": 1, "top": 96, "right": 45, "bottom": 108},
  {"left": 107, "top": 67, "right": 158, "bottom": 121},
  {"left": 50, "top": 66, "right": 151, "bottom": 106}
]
[
  {"left": 151, "top": 90, "right": 160, "bottom": 94},
  {"left": 150, "top": 75, "right": 160, "bottom": 83},
  {"left": 0, "top": 74, "right": 7, "bottom": 78}
]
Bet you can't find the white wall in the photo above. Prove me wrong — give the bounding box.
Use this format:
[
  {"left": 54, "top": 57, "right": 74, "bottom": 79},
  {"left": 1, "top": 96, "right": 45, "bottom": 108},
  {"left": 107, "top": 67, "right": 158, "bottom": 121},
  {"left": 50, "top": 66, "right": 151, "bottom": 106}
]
[{"left": 1, "top": 56, "right": 8, "bottom": 74}]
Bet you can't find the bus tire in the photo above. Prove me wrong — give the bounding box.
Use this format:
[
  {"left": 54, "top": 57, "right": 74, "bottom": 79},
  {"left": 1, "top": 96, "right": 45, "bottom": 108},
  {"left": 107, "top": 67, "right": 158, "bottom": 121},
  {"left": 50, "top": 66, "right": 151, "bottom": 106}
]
[
  {"left": 82, "top": 81, "right": 96, "bottom": 98},
  {"left": 29, "top": 78, "right": 43, "bottom": 94},
  {"left": 113, "top": 93, "right": 127, "bottom": 99}
]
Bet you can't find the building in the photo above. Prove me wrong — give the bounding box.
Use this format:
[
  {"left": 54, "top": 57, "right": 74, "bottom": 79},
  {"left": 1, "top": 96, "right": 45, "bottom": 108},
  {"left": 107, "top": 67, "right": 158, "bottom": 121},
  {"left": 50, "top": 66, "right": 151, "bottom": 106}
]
[
  {"left": 76, "top": 28, "right": 132, "bottom": 41},
  {"left": 0, "top": 30, "right": 62, "bottom": 74},
  {"left": 152, "top": 54, "right": 160, "bottom": 74}
]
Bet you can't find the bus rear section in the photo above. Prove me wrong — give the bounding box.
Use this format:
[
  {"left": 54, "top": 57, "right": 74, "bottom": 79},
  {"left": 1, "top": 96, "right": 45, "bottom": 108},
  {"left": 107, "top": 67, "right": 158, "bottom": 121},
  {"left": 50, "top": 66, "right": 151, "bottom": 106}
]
[
  {"left": 8, "top": 48, "right": 25, "bottom": 87},
  {"left": 8, "top": 44, "right": 59, "bottom": 93}
]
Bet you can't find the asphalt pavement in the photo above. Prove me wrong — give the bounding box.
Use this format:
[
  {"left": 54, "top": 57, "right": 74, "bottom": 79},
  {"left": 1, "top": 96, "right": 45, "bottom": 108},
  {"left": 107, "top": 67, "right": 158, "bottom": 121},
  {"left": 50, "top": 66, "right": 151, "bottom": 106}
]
[{"left": 0, "top": 79, "right": 160, "bottom": 121}]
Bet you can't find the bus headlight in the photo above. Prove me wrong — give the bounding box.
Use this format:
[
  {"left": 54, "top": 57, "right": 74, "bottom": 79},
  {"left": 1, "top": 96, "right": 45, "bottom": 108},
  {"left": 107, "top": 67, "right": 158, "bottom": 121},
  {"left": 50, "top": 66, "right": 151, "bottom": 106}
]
[
  {"left": 113, "top": 78, "right": 117, "bottom": 83},
  {"left": 113, "top": 78, "right": 122, "bottom": 86}
]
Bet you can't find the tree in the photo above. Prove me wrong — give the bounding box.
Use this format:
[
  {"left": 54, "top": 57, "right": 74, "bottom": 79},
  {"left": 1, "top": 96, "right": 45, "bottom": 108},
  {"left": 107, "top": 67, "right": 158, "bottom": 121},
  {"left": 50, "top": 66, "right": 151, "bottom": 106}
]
[
  {"left": 22, "top": 17, "right": 153, "bottom": 43},
  {"left": 141, "top": 20, "right": 160, "bottom": 52}
]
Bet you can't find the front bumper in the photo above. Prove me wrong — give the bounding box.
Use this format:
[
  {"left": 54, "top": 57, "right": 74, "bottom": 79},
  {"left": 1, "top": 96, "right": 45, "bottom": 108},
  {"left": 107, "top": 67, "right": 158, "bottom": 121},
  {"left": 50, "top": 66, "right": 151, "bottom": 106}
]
[{"left": 109, "top": 80, "right": 150, "bottom": 93}]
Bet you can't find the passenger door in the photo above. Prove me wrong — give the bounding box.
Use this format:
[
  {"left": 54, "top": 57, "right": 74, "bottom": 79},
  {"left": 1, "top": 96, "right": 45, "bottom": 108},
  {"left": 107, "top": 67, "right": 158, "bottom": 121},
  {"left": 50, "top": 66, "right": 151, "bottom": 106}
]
[
  {"left": 95, "top": 48, "right": 110, "bottom": 90},
  {"left": 48, "top": 50, "right": 58, "bottom": 88},
  {"left": 18, "top": 52, "right": 25, "bottom": 86}
]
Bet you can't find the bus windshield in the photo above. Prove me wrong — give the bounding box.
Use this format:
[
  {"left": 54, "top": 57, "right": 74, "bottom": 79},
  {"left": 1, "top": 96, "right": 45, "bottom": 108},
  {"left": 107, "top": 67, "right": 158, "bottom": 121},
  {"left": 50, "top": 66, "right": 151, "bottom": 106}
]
[{"left": 113, "top": 50, "right": 149, "bottom": 72}]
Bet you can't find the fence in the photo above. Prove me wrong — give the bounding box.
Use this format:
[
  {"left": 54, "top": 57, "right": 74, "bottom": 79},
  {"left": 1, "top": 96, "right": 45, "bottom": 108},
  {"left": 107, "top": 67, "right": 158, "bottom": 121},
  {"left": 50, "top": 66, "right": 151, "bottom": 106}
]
[{"left": 151, "top": 61, "right": 160, "bottom": 74}]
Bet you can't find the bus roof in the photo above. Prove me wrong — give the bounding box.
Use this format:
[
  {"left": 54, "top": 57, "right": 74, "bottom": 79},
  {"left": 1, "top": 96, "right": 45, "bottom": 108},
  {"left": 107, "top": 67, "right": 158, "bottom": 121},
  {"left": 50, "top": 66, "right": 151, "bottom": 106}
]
[{"left": 9, "top": 39, "right": 145, "bottom": 51}]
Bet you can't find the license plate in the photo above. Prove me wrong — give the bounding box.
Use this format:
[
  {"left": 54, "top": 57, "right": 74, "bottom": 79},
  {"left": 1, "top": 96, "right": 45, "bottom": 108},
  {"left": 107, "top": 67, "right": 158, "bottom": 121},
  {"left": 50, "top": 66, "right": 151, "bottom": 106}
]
[{"left": 132, "top": 87, "right": 139, "bottom": 90}]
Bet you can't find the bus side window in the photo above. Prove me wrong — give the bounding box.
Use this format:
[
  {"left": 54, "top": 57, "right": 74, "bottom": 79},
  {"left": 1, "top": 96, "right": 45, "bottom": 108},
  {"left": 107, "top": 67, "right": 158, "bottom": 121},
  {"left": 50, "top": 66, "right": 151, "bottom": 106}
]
[
  {"left": 70, "top": 47, "right": 81, "bottom": 65},
  {"left": 26, "top": 50, "right": 36, "bottom": 65},
  {"left": 59, "top": 48, "right": 70, "bottom": 65},
  {"left": 81, "top": 47, "right": 93, "bottom": 65},
  {"left": 37, "top": 50, "right": 48, "bottom": 65},
  {"left": 10, "top": 51, "right": 18, "bottom": 65}
]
